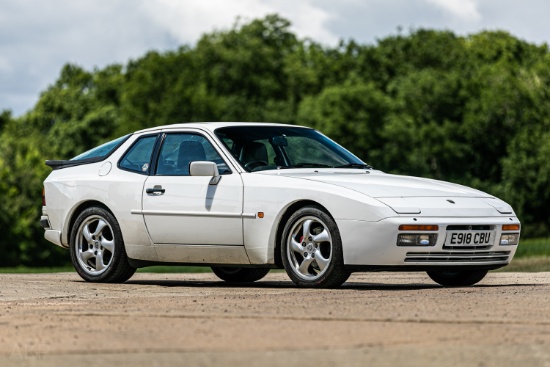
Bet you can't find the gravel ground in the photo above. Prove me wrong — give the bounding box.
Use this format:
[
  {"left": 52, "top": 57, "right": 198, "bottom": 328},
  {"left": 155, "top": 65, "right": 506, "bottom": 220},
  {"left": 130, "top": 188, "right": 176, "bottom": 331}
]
[{"left": 0, "top": 271, "right": 549, "bottom": 367}]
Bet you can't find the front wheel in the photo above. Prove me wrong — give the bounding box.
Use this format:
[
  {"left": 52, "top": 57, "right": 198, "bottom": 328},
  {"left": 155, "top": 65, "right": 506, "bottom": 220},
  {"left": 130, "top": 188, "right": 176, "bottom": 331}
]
[
  {"left": 426, "top": 269, "right": 488, "bottom": 287},
  {"left": 281, "top": 206, "right": 350, "bottom": 288},
  {"left": 211, "top": 267, "right": 270, "bottom": 283},
  {"left": 70, "top": 207, "right": 136, "bottom": 283}
]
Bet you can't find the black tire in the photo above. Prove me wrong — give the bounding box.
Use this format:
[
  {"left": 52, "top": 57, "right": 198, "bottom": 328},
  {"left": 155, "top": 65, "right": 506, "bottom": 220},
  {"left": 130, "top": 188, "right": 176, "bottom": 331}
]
[
  {"left": 70, "top": 207, "right": 136, "bottom": 283},
  {"left": 281, "top": 206, "right": 350, "bottom": 288},
  {"left": 211, "top": 267, "right": 270, "bottom": 283},
  {"left": 426, "top": 269, "right": 488, "bottom": 287}
]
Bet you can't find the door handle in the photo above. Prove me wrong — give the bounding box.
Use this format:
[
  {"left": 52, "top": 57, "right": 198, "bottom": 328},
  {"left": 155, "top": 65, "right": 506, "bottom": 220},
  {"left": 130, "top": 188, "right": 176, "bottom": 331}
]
[{"left": 146, "top": 185, "right": 165, "bottom": 195}]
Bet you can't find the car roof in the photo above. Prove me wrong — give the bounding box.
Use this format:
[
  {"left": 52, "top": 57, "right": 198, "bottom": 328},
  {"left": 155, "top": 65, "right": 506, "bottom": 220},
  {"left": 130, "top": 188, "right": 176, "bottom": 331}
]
[{"left": 134, "top": 122, "right": 307, "bottom": 135}]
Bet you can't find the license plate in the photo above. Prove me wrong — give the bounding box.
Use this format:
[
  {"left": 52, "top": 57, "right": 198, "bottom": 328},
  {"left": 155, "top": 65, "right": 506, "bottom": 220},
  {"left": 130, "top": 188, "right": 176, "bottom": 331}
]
[{"left": 445, "top": 231, "right": 495, "bottom": 246}]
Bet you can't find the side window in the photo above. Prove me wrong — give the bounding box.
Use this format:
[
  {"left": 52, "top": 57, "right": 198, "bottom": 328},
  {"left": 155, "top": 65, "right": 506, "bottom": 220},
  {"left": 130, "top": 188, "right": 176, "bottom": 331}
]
[
  {"left": 156, "top": 133, "right": 231, "bottom": 176},
  {"left": 119, "top": 135, "right": 157, "bottom": 174}
]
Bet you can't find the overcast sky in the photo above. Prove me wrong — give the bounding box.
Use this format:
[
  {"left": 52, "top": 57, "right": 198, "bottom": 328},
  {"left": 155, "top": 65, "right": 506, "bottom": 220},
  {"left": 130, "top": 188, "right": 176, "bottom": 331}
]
[{"left": 1, "top": 0, "right": 549, "bottom": 116}]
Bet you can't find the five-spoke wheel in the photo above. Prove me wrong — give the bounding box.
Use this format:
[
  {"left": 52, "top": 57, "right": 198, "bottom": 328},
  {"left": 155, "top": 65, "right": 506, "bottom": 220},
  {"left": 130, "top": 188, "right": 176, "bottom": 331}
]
[
  {"left": 282, "top": 206, "right": 350, "bottom": 288},
  {"left": 70, "top": 207, "right": 136, "bottom": 283},
  {"left": 75, "top": 215, "right": 115, "bottom": 275}
]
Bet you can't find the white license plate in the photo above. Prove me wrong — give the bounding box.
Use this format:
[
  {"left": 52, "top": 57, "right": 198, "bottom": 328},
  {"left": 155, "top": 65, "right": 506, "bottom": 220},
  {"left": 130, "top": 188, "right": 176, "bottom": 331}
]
[{"left": 445, "top": 231, "right": 495, "bottom": 246}]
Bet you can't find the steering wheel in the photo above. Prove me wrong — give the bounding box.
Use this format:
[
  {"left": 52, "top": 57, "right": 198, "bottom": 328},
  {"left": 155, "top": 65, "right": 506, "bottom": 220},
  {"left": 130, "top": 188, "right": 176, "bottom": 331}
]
[{"left": 244, "top": 160, "right": 268, "bottom": 171}]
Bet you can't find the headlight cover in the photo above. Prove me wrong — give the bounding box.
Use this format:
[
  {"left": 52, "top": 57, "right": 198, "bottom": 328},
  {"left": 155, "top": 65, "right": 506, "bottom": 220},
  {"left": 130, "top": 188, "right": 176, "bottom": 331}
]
[
  {"left": 500, "top": 233, "right": 520, "bottom": 246},
  {"left": 397, "top": 234, "right": 438, "bottom": 247}
]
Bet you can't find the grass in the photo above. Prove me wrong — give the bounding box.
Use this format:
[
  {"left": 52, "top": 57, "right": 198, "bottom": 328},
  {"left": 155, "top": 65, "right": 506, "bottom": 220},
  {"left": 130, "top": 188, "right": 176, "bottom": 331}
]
[
  {"left": 496, "top": 257, "right": 550, "bottom": 272},
  {"left": 0, "top": 265, "right": 214, "bottom": 274},
  {"left": 1, "top": 238, "right": 549, "bottom": 274},
  {"left": 0, "top": 266, "right": 74, "bottom": 273},
  {"left": 495, "top": 237, "right": 550, "bottom": 272},
  {"left": 513, "top": 237, "right": 550, "bottom": 258}
]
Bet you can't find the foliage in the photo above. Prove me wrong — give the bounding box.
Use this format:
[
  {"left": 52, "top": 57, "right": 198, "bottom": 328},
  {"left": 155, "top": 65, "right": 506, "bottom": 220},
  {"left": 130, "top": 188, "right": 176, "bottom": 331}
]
[{"left": 1, "top": 14, "right": 550, "bottom": 266}]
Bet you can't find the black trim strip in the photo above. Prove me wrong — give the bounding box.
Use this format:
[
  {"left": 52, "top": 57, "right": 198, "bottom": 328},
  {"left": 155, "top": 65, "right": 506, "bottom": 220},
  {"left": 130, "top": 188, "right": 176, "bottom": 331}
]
[
  {"left": 40, "top": 218, "right": 50, "bottom": 229},
  {"left": 149, "top": 133, "right": 166, "bottom": 175},
  {"left": 46, "top": 157, "right": 104, "bottom": 170}
]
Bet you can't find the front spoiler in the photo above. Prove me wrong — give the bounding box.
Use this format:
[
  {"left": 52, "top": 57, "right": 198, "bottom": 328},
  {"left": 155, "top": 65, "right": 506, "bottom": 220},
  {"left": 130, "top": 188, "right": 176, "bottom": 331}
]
[{"left": 345, "top": 263, "right": 507, "bottom": 273}]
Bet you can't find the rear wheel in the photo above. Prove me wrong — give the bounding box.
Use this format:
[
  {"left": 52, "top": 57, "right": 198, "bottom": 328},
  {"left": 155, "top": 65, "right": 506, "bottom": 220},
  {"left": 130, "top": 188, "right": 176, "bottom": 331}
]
[
  {"left": 281, "top": 206, "right": 350, "bottom": 288},
  {"left": 211, "top": 267, "right": 270, "bottom": 283},
  {"left": 70, "top": 207, "right": 136, "bottom": 283},
  {"left": 426, "top": 269, "right": 488, "bottom": 287}
]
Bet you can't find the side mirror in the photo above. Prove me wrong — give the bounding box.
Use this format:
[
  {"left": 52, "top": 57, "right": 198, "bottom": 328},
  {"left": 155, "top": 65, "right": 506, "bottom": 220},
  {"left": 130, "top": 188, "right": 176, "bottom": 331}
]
[{"left": 189, "top": 161, "right": 221, "bottom": 185}]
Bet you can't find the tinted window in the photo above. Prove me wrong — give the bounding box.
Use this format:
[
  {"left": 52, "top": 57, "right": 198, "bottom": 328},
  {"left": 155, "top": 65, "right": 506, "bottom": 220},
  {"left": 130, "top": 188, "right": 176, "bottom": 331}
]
[
  {"left": 119, "top": 135, "right": 157, "bottom": 174},
  {"left": 71, "top": 134, "right": 131, "bottom": 161},
  {"left": 156, "top": 133, "right": 231, "bottom": 176}
]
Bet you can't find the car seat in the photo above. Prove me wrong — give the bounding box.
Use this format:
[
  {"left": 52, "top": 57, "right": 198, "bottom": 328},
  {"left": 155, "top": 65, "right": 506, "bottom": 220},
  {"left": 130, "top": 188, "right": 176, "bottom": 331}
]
[
  {"left": 178, "top": 141, "right": 206, "bottom": 175},
  {"left": 240, "top": 142, "right": 268, "bottom": 168}
]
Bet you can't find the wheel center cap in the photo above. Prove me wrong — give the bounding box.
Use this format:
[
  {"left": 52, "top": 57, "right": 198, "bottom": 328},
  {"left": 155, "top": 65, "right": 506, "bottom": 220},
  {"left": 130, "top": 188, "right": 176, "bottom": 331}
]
[{"left": 307, "top": 244, "right": 313, "bottom": 251}]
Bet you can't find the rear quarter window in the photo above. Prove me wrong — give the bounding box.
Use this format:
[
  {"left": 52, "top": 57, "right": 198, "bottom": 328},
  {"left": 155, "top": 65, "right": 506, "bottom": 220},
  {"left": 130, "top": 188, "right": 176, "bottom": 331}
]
[
  {"left": 119, "top": 135, "right": 158, "bottom": 174},
  {"left": 46, "top": 134, "right": 133, "bottom": 170},
  {"left": 71, "top": 134, "right": 131, "bottom": 161}
]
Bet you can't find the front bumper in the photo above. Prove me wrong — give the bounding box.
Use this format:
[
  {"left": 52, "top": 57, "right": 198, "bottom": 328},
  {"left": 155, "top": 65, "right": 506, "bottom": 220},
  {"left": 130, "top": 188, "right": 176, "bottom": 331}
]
[{"left": 337, "top": 216, "right": 520, "bottom": 268}]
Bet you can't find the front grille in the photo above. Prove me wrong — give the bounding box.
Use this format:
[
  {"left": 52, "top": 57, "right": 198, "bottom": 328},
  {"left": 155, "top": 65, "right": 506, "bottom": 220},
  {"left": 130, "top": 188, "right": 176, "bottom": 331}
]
[
  {"left": 443, "top": 245, "right": 493, "bottom": 250},
  {"left": 405, "top": 251, "right": 510, "bottom": 263},
  {"left": 446, "top": 224, "right": 494, "bottom": 231}
]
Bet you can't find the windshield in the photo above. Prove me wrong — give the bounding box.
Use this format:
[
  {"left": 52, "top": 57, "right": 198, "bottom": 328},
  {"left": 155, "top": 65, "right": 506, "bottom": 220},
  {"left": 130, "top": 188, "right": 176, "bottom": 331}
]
[{"left": 214, "top": 126, "right": 370, "bottom": 172}]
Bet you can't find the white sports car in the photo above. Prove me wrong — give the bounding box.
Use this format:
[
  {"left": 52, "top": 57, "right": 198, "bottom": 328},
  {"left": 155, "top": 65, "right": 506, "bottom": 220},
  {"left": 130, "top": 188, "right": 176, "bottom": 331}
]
[{"left": 41, "top": 123, "right": 521, "bottom": 288}]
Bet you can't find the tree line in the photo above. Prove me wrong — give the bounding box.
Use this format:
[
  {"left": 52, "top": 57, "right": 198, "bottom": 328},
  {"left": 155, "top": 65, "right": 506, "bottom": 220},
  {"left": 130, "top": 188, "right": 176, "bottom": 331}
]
[{"left": 1, "top": 14, "right": 549, "bottom": 266}]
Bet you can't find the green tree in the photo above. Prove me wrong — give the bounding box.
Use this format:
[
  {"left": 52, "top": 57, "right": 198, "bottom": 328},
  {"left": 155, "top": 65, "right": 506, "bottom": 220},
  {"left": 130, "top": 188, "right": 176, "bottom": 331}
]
[
  {"left": 2, "top": 15, "right": 550, "bottom": 267},
  {"left": 297, "top": 81, "right": 391, "bottom": 163}
]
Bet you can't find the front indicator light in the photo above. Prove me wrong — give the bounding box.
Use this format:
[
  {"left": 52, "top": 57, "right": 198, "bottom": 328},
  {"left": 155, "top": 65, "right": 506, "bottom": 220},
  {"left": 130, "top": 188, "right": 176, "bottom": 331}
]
[
  {"left": 502, "top": 224, "right": 520, "bottom": 231},
  {"left": 397, "top": 234, "right": 438, "bottom": 247},
  {"left": 500, "top": 233, "right": 520, "bottom": 246}
]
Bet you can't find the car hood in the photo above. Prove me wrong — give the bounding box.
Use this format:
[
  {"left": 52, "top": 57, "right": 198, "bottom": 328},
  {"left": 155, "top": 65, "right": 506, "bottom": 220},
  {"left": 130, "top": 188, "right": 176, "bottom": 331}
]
[
  {"left": 258, "top": 169, "right": 514, "bottom": 216},
  {"left": 262, "top": 169, "right": 488, "bottom": 198}
]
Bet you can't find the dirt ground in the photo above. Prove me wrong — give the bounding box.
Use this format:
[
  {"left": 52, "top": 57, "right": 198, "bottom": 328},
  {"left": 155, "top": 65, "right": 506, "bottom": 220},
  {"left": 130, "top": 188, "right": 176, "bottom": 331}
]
[{"left": 0, "top": 271, "right": 549, "bottom": 367}]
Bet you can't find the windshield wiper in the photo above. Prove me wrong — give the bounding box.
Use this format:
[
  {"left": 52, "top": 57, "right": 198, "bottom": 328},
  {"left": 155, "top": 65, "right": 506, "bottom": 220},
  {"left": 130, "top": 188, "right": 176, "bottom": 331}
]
[
  {"left": 335, "top": 163, "right": 372, "bottom": 169},
  {"left": 282, "top": 163, "right": 335, "bottom": 169}
]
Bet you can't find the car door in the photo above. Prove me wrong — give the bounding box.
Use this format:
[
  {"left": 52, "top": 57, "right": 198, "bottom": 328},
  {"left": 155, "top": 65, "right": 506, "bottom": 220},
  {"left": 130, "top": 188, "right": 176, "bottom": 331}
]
[{"left": 141, "top": 131, "right": 244, "bottom": 246}]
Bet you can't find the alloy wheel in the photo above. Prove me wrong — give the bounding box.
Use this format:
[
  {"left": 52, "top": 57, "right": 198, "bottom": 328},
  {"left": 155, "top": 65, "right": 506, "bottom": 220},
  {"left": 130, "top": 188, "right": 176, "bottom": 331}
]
[{"left": 74, "top": 215, "right": 115, "bottom": 276}]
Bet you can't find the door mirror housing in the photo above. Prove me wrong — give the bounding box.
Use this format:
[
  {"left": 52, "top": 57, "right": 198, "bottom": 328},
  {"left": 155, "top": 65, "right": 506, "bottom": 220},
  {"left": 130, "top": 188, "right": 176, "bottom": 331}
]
[{"left": 189, "top": 161, "right": 221, "bottom": 185}]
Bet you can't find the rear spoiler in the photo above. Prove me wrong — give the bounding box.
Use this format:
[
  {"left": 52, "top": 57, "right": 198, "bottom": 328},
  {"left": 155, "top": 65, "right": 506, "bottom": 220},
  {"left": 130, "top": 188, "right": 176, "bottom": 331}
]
[{"left": 45, "top": 157, "right": 103, "bottom": 170}]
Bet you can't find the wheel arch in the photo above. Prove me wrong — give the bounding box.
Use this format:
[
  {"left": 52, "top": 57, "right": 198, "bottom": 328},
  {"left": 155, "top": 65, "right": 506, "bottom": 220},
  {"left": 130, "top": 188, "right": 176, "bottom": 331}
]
[
  {"left": 273, "top": 200, "right": 333, "bottom": 268},
  {"left": 63, "top": 200, "right": 117, "bottom": 246}
]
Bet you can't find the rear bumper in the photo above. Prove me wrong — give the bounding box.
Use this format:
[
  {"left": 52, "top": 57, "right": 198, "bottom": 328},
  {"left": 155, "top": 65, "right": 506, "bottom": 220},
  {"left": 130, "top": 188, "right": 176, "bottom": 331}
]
[
  {"left": 44, "top": 230, "right": 64, "bottom": 248},
  {"left": 41, "top": 207, "right": 66, "bottom": 248},
  {"left": 338, "top": 216, "right": 520, "bottom": 267},
  {"left": 40, "top": 216, "right": 51, "bottom": 229}
]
